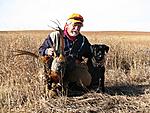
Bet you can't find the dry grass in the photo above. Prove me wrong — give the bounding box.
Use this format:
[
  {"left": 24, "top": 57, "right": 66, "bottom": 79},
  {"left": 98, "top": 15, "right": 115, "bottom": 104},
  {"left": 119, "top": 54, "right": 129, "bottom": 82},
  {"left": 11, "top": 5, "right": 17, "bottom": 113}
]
[{"left": 0, "top": 30, "right": 150, "bottom": 113}]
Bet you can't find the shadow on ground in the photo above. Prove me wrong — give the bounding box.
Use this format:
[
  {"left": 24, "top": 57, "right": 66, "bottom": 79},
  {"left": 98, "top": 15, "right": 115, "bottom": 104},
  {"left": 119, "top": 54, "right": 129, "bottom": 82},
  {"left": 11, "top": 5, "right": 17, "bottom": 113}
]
[
  {"left": 105, "top": 84, "right": 150, "bottom": 96},
  {"left": 65, "top": 83, "right": 150, "bottom": 97}
]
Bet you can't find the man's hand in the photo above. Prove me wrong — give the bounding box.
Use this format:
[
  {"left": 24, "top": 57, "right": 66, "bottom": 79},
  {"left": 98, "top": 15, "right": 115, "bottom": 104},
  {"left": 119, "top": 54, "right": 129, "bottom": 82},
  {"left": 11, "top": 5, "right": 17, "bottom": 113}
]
[{"left": 47, "top": 48, "right": 54, "bottom": 56}]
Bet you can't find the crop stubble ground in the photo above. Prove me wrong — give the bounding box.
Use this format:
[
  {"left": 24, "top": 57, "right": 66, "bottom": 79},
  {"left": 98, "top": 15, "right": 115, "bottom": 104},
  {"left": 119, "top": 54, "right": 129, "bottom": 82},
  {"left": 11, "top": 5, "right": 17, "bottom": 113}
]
[{"left": 0, "top": 30, "right": 150, "bottom": 113}]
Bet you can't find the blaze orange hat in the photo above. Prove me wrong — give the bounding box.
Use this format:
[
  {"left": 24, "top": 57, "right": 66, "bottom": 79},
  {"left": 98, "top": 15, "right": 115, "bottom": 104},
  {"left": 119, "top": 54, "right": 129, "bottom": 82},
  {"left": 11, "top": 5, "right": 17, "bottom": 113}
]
[{"left": 67, "top": 13, "right": 84, "bottom": 24}]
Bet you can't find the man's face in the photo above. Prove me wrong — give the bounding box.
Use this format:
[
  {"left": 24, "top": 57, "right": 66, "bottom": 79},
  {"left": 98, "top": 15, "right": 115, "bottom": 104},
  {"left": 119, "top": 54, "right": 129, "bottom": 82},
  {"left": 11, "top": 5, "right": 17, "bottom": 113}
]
[{"left": 66, "top": 22, "right": 82, "bottom": 37}]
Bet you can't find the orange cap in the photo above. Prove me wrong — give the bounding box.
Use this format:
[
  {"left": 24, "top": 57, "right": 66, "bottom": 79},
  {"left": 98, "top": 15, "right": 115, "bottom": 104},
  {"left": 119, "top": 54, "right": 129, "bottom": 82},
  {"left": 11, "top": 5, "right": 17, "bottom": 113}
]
[{"left": 67, "top": 13, "right": 84, "bottom": 24}]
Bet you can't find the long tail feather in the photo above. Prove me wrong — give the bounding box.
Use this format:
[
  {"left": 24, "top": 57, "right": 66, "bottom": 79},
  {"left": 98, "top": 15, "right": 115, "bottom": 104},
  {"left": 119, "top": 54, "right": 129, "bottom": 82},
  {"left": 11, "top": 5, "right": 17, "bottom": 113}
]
[{"left": 12, "top": 50, "right": 39, "bottom": 58}]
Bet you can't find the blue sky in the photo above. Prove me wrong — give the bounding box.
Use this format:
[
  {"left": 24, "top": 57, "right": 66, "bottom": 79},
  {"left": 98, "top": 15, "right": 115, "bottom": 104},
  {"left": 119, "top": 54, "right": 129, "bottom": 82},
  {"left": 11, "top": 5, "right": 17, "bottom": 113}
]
[{"left": 0, "top": 0, "right": 150, "bottom": 31}]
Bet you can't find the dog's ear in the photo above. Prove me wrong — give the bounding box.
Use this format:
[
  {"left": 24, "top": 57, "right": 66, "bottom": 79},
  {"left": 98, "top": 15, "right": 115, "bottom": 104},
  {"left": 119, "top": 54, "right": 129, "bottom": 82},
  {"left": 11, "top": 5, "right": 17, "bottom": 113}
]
[
  {"left": 101, "top": 44, "right": 109, "bottom": 53},
  {"left": 105, "top": 45, "right": 109, "bottom": 53}
]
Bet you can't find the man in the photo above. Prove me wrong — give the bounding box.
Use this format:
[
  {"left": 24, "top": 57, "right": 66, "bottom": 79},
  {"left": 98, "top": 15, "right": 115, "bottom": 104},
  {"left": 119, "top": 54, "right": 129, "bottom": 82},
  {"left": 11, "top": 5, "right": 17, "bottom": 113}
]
[{"left": 39, "top": 13, "right": 92, "bottom": 90}]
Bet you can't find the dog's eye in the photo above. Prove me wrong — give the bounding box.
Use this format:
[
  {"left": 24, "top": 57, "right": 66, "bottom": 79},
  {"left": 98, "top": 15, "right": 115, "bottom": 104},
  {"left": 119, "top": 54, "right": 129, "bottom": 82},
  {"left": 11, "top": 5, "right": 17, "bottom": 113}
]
[
  {"left": 99, "top": 46, "right": 103, "bottom": 49},
  {"left": 97, "top": 51, "right": 101, "bottom": 56}
]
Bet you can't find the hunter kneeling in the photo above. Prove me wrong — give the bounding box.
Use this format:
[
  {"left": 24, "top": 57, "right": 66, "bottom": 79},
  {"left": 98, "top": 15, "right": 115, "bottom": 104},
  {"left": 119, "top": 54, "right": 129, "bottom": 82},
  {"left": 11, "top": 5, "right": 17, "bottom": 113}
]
[{"left": 39, "top": 13, "right": 92, "bottom": 97}]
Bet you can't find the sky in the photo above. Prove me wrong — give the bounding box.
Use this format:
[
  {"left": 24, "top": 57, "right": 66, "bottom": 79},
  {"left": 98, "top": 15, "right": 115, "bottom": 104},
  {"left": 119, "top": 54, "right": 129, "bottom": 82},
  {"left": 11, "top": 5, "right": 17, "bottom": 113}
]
[{"left": 0, "top": 0, "right": 150, "bottom": 31}]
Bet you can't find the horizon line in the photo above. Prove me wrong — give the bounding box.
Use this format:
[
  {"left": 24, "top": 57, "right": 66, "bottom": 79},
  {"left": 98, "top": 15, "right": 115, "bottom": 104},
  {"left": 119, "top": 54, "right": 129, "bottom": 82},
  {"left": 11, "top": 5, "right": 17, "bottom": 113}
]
[{"left": 0, "top": 29, "right": 150, "bottom": 32}]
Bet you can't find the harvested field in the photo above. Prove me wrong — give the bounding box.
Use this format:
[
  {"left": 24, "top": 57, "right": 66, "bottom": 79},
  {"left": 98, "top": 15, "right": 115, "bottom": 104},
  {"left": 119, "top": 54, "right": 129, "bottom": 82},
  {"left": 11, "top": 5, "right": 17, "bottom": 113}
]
[{"left": 0, "top": 30, "right": 150, "bottom": 113}]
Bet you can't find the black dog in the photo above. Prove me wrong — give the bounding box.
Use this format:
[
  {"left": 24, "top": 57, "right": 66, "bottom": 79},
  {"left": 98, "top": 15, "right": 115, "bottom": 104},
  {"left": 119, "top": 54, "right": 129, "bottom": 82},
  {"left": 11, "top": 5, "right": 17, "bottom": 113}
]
[{"left": 87, "top": 44, "right": 109, "bottom": 92}]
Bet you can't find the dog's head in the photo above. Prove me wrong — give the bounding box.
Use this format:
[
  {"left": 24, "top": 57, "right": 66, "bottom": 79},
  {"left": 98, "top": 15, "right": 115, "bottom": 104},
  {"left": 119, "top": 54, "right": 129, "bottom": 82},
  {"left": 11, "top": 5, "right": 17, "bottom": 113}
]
[{"left": 91, "top": 44, "right": 109, "bottom": 67}]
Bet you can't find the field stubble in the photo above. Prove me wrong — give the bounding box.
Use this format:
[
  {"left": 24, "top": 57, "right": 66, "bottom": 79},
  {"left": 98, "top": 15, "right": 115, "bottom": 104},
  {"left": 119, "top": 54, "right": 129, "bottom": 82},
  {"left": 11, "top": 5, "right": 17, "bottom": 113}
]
[{"left": 0, "top": 31, "right": 150, "bottom": 113}]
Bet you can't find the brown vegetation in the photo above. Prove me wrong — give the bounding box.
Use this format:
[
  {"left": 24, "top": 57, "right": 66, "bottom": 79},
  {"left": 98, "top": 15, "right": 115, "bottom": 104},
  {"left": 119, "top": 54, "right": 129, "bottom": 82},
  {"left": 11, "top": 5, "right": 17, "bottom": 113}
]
[{"left": 0, "top": 30, "right": 150, "bottom": 113}]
